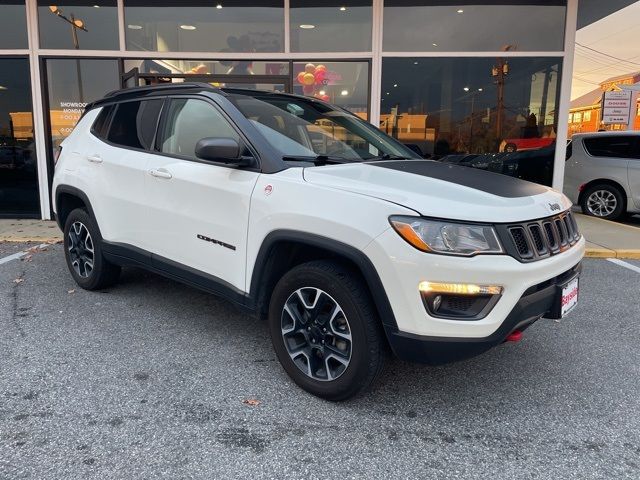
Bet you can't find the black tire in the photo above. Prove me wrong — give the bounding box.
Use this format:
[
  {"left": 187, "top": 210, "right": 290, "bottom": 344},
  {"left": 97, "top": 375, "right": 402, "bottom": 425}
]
[
  {"left": 63, "top": 208, "right": 120, "bottom": 290},
  {"left": 268, "top": 260, "right": 384, "bottom": 401},
  {"left": 580, "top": 184, "right": 625, "bottom": 220}
]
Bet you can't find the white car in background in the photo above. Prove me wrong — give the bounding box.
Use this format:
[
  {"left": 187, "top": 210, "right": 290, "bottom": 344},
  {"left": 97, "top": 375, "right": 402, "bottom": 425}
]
[{"left": 564, "top": 131, "right": 640, "bottom": 220}]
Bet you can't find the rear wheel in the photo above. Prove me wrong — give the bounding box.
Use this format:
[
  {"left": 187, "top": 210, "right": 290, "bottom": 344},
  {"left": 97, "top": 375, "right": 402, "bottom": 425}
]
[
  {"left": 63, "top": 208, "right": 120, "bottom": 290},
  {"left": 580, "top": 184, "right": 625, "bottom": 220},
  {"left": 268, "top": 260, "right": 384, "bottom": 401}
]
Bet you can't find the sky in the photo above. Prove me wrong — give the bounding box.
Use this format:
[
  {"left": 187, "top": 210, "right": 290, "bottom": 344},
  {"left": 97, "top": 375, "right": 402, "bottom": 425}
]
[{"left": 572, "top": 2, "right": 640, "bottom": 99}]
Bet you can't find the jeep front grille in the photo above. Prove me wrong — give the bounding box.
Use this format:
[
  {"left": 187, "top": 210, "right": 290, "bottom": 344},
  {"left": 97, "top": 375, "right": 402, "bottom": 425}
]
[{"left": 500, "top": 211, "right": 581, "bottom": 262}]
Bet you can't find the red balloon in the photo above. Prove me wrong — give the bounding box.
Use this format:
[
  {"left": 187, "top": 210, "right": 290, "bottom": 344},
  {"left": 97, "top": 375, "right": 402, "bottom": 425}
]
[
  {"left": 302, "top": 85, "right": 314, "bottom": 95},
  {"left": 314, "top": 70, "right": 326, "bottom": 84},
  {"left": 320, "top": 94, "right": 330, "bottom": 102}
]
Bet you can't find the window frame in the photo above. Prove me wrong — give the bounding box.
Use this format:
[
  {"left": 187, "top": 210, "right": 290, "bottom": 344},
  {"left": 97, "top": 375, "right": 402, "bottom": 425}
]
[{"left": 153, "top": 94, "right": 261, "bottom": 171}]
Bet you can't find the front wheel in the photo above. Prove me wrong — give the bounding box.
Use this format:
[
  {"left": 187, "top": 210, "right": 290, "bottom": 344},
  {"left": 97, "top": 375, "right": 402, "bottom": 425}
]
[{"left": 268, "top": 260, "right": 384, "bottom": 401}]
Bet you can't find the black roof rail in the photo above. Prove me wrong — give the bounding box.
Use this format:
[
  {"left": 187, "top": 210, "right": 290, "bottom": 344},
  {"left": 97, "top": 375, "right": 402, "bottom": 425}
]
[{"left": 103, "top": 82, "right": 219, "bottom": 99}]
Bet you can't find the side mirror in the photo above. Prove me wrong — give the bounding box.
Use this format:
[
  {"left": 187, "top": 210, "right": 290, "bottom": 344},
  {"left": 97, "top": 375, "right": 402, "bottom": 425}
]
[{"left": 195, "top": 137, "right": 252, "bottom": 166}]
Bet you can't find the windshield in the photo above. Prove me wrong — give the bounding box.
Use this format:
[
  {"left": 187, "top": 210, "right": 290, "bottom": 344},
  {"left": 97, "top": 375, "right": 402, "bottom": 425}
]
[{"left": 228, "top": 93, "right": 421, "bottom": 163}]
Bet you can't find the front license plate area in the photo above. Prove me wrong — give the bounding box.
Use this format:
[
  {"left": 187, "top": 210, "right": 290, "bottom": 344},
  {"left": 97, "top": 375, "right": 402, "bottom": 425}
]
[
  {"left": 560, "top": 277, "right": 579, "bottom": 317},
  {"left": 545, "top": 276, "right": 579, "bottom": 319}
]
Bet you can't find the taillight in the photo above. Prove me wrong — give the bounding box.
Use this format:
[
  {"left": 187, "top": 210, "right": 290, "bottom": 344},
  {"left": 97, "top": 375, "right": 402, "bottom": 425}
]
[{"left": 54, "top": 146, "right": 62, "bottom": 165}]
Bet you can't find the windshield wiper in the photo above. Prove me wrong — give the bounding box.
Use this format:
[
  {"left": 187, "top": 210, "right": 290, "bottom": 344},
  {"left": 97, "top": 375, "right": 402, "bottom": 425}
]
[
  {"left": 367, "top": 153, "right": 409, "bottom": 161},
  {"left": 282, "top": 155, "right": 351, "bottom": 166}
]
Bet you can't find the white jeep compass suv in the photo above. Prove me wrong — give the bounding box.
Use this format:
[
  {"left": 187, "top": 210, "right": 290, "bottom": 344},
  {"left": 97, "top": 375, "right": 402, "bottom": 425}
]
[{"left": 53, "top": 83, "right": 584, "bottom": 400}]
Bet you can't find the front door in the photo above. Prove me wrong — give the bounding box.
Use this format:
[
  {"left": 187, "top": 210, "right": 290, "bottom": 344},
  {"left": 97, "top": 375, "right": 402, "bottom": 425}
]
[{"left": 143, "top": 96, "right": 260, "bottom": 293}]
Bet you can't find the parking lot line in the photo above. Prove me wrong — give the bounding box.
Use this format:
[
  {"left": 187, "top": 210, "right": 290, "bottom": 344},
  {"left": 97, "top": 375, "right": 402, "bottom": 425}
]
[
  {"left": 0, "top": 244, "right": 50, "bottom": 266},
  {"left": 607, "top": 258, "right": 640, "bottom": 274}
]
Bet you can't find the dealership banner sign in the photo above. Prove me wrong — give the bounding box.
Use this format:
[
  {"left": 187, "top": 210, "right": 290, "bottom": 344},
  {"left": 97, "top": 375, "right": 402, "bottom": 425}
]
[{"left": 601, "top": 90, "right": 632, "bottom": 125}]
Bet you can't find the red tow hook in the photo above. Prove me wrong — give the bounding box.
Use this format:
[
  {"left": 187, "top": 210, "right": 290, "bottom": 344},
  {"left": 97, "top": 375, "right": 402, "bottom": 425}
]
[{"left": 505, "top": 330, "right": 523, "bottom": 343}]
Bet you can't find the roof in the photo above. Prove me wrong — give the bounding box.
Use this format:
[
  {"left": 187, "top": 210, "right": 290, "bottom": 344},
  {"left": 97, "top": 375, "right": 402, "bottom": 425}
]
[
  {"left": 601, "top": 71, "right": 640, "bottom": 84},
  {"left": 570, "top": 88, "right": 602, "bottom": 110},
  {"left": 571, "top": 130, "right": 640, "bottom": 139}
]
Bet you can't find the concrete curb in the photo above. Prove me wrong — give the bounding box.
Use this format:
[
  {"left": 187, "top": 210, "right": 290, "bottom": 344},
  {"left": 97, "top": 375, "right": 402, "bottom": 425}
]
[{"left": 0, "top": 237, "right": 62, "bottom": 243}]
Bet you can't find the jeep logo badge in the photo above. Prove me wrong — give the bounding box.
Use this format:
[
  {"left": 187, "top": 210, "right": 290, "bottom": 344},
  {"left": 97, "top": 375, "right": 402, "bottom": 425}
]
[{"left": 549, "top": 203, "right": 561, "bottom": 212}]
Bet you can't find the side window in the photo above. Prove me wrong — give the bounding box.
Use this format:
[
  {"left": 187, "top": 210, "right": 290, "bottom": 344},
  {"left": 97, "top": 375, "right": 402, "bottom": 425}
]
[
  {"left": 583, "top": 136, "right": 635, "bottom": 158},
  {"left": 90, "top": 105, "right": 115, "bottom": 140},
  {"left": 106, "top": 99, "right": 164, "bottom": 150},
  {"left": 160, "top": 98, "right": 240, "bottom": 160}
]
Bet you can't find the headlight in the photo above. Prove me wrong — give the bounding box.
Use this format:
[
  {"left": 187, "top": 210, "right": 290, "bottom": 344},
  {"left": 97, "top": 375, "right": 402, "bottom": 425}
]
[{"left": 389, "top": 216, "right": 503, "bottom": 256}]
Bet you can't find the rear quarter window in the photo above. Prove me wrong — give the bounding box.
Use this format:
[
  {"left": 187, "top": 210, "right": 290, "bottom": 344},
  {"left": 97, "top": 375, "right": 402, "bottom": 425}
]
[
  {"left": 583, "top": 136, "right": 636, "bottom": 158},
  {"left": 90, "top": 105, "right": 115, "bottom": 140}
]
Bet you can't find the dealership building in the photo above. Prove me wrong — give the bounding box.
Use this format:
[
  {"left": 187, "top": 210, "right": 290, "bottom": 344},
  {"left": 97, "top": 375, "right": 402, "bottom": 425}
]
[{"left": 0, "top": 0, "right": 634, "bottom": 219}]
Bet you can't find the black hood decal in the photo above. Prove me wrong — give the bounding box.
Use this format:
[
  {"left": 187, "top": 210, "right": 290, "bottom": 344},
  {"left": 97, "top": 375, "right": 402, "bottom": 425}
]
[{"left": 369, "top": 160, "right": 548, "bottom": 198}]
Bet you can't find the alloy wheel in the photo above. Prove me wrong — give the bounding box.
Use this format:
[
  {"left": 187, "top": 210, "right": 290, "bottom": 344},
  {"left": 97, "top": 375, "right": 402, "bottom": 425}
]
[
  {"left": 586, "top": 189, "right": 617, "bottom": 217},
  {"left": 68, "top": 221, "right": 94, "bottom": 278},
  {"left": 281, "top": 287, "right": 352, "bottom": 381}
]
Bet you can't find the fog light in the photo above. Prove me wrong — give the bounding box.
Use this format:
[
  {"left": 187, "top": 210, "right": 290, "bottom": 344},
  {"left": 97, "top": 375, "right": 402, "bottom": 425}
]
[
  {"left": 432, "top": 295, "right": 442, "bottom": 312},
  {"left": 419, "top": 282, "right": 502, "bottom": 320},
  {"left": 419, "top": 281, "right": 503, "bottom": 296}
]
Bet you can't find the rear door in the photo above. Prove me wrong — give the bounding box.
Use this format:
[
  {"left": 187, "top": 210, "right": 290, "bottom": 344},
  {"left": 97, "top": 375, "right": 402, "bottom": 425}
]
[
  {"left": 582, "top": 135, "right": 634, "bottom": 196},
  {"left": 143, "top": 96, "right": 260, "bottom": 292},
  {"left": 84, "top": 99, "right": 163, "bottom": 249},
  {"left": 629, "top": 137, "right": 640, "bottom": 209}
]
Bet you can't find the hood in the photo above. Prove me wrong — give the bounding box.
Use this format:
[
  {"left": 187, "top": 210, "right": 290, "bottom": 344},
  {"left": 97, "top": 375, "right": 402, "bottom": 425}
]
[{"left": 303, "top": 160, "right": 571, "bottom": 223}]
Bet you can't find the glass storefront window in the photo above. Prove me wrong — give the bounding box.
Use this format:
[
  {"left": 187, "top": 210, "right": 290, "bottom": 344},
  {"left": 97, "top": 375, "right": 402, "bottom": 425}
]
[
  {"left": 0, "top": 58, "right": 39, "bottom": 216},
  {"left": 123, "top": 59, "right": 289, "bottom": 76},
  {"left": 44, "top": 58, "right": 120, "bottom": 153},
  {"left": 37, "top": 1, "right": 119, "bottom": 50},
  {"left": 381, "top": 57, "right": 562, "bottom": 186},
  {"left": 383, "top": 1, "right": 566, "bottom": 52},
  {"left": 293, "top": 61, "right": 369, "bottom": 120},
  {"left": 0, "top": 2, "right": 28, "bottom": 49},
  {"left": 290, "top": 1, "right": 372, "bottom": 52},
  {"left": 125, "top": 1, "right": 284, "bottom": 53}
]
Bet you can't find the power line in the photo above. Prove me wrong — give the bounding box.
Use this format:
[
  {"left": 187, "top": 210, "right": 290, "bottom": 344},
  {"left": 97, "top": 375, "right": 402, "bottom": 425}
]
[{"left": 575, "top": 42, "right": 640, "bottom": 68}]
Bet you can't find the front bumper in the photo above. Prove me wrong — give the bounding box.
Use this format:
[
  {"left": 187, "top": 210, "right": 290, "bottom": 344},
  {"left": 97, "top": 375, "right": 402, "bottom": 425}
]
[{"left": 384, "top": 262, "right": 581, "bottom": 365}]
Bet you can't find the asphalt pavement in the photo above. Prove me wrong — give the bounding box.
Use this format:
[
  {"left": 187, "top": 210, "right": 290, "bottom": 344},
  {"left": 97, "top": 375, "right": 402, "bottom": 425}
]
[{"left": 1, "top": 243, "right": 639, "bottom": 479}]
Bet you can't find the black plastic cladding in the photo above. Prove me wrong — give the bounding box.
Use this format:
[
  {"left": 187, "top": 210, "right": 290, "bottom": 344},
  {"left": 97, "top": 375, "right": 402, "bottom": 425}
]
[{"left": 497, "top": 210, "right": 581, "bottom": 262}]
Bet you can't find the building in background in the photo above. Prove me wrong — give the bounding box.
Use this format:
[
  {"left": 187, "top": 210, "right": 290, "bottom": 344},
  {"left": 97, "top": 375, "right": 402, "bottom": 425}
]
[
  {"left": 0, "top": 0, "right": 635, "bottom": 219},
  {"left": 569, "top": 71, "right": 640, "bottom": 135}
]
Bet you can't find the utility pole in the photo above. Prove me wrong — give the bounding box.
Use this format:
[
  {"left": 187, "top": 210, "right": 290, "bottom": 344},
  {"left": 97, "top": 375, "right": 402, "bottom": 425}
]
[
  {"left": 492, "top": 45, "right": 513, "bottom": 148},
  {"left": 49, "top": 6, "right": 88, "bottom": 102}
]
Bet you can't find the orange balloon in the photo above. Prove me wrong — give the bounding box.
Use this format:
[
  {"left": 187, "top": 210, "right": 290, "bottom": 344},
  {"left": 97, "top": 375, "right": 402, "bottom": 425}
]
[
  {"left": 315, "top": 64, "right": 327, "bottom": 72},
  {"left": 304, "top": 63, "right": 316, "bottom": 73},
  {"left": 296, "top": 71, "right": 306, "bottom": 84},
  {"left": 302, "top": 72, "right": 315, "bottom": 85}
]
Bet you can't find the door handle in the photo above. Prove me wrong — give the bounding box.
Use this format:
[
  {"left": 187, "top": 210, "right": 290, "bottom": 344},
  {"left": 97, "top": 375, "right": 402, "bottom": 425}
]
[
  {"left": 87, "top": 154, "right": 103, "bottom": 163},
  {"left": 149, "top": 168, "right": 172, "bottom": 179}
]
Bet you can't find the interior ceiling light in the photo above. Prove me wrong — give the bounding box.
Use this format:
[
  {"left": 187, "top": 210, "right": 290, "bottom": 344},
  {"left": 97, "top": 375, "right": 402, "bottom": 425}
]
[
  {"left": 463, "top": 86, "right": 470, "bottom": 91},
  {"left": 393, "top": 83, "right": 398, "bottom": 87},
  {"left": 299, "top": 24, "right": 315, "bottom": 29},
  {"left": 457, "top": 9, "right": 464, "bottom": 13},
  {"left": 216, "top": 3, "right": 223, "bottom": 8},
  {"left": 0, "top": 86, "right": 7, "bottom": 90},
  {"left": 339, "top": 6, "right": 346, "bottom": 11},
  {"left": 432, "top": 43, "right": 437, "bottom": 47},
  {"left": 340, "top": 89, "right": 348, "bottom": 96},
  {"left": 180, "top": 24, "right": 197, "bottom": 30},
  {"left": 127, "top": 24, "right": 143, "bottom": 29}
]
